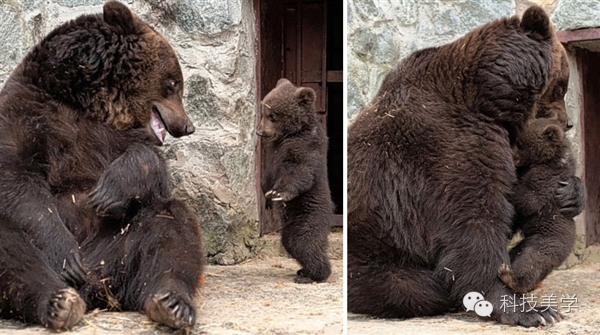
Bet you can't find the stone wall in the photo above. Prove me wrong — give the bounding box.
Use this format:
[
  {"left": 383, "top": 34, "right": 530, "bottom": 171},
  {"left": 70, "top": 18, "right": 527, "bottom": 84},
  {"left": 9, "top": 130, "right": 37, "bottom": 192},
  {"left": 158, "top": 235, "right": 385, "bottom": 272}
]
[{"left": 0, "top": 0, "right": 259, "bottom": 265}]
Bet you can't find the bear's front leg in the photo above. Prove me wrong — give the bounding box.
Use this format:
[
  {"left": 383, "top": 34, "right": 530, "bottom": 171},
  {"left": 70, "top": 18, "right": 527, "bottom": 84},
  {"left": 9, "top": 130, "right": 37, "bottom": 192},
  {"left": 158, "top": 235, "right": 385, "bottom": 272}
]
[
  {"left": 0, "top": 172, "right": 87, "bottom": 286},
  {"left": 89, "top": 143, "right": 170, "bottom": 218},
  {"left": 510, "top": 181, "right": 547, "bottom": 218},
  {"left": 266, "top": 163, "right": 315, "bottom": 203},
  {"left": 556, "top": 176, "right": 586, "bottom": 218}
]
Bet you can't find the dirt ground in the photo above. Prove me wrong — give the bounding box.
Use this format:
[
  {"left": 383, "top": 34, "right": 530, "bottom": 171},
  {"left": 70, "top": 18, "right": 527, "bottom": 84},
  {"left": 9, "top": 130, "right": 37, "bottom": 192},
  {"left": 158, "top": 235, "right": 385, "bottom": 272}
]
[
  {"left": 0, "top": 256, "right": 343, "bottom": 335},
  {"left": 348, "top": 260, "right": 600, "bottom": 335}
]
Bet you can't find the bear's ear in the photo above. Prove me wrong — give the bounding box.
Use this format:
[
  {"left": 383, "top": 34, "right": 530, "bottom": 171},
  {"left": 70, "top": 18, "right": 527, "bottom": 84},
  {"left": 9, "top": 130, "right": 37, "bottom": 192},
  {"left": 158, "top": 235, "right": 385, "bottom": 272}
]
[
  {"left": 295, "top": 87, "right": 316, "bottom": 107},
  {"left": 521, "top": 5, "right": 552, "bottom": 41},
  {"left": 104, "top": 1, "right": 137, "bottom": 35},
  {"left": 543, "top": 124, "right": 563, "bottom": 142},
  {"left": 276, "top": 78, "right": 292, "bottom": 87}
]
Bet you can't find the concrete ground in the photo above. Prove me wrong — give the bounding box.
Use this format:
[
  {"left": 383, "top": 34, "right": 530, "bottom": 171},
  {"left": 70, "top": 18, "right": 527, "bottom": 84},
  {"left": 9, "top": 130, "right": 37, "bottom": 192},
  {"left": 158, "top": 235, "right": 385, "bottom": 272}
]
[
  {"left": 349, "top": 260, "right": 600, "bottom": 335},
  {"left": 0, "top": 233, "right": 344, "bottom": 335}
]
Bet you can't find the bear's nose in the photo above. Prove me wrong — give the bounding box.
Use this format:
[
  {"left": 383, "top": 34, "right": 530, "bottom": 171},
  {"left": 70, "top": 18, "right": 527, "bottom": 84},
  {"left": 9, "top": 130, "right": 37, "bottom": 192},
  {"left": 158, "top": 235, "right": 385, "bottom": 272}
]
[
  {"left": 256, "top": 129, "right": 264, "bottom": 137},
  {"left": 566, "top": 119, "right": 573, "bottom": 130},
  {"left": 184, "top": 123, "right": 195, "bottom": 135}
]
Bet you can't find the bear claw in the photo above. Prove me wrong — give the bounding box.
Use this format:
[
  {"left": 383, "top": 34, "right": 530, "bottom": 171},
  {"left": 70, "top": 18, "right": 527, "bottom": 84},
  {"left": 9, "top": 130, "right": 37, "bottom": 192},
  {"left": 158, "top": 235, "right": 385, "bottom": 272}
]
[
  {"left": 497, "top": 263, "right": 514, "bottom": 287},
  {"left": 498, "top": 263, "right": 511, "bottom": 276},
  {"left": 146, "top": 291, "right": 196, "bottom": 330},
  {"left": 265, "top": 190, "right": 282, "bottom": 201},
  {"left": 45, "top": 287, "right": 86, "bottom": 331},
  {"left": 265, "top": 189, "right": 292, "bottom": 202}
]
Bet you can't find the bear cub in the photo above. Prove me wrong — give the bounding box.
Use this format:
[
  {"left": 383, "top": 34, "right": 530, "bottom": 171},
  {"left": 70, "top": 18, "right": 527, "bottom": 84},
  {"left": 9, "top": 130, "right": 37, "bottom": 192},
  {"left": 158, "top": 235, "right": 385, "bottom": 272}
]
[
  {"left": 257, "top": 78, "right": 332, "bottom": 284},
  {"left": 498, "top": 118, "right": 580, "bottom": 293}
]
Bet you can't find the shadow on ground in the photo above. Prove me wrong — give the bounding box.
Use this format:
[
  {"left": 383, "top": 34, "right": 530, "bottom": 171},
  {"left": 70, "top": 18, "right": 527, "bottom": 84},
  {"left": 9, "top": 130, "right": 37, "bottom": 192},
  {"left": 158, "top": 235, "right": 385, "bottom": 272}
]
[{"left": 349, "top": 261, "right": 600, "bottom": 335}]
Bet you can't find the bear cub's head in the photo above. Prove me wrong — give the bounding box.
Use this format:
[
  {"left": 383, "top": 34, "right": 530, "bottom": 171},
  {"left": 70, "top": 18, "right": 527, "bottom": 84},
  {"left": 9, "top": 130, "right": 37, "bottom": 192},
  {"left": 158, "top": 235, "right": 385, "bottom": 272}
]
[
  {"left": 256, "top": 79, "right": 318, "bottom": 141},
  {"left": 513, "top": 118, "right": 570, "bottom": 167}
]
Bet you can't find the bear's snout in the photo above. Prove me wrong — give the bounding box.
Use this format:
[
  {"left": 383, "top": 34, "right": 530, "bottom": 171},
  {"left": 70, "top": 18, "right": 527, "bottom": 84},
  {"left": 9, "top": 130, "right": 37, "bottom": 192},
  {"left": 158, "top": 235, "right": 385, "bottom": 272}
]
[
  {"left": 183, "top": 122, "right": 195, "bottom": 135},
  {"left": 152, "top": 100, "right": 195, "bottom": 138}
]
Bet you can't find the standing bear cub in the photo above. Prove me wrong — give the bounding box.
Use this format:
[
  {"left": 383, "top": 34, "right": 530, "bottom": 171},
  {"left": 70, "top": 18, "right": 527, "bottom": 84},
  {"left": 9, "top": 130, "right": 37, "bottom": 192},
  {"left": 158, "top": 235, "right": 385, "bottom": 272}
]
[
  {"left": 498, "top": 118, "right": 580, "bottom": 293},
  {"left": 0, "top": 1, "right": 203, "bottom": 332},
  {"left": 257, "top": 78, "right": 332, "bottom": 284}
]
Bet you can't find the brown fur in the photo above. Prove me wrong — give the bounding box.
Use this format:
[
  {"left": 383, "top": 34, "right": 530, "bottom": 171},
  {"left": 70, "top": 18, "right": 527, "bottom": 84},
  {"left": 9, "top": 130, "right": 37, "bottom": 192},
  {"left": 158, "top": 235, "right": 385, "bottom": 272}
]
[{"left": 0, "top": 2, "right": 202, "bottom": 331}]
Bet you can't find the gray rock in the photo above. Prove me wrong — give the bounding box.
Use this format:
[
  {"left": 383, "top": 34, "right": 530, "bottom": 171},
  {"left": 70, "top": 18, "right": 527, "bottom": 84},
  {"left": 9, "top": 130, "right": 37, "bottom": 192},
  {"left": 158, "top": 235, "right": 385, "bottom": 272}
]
[
  {"left": 552, "top": 0, "right": 600, "bottom": 31},
  {"left": 55, "top": 0, "right": 104, "bottom": 7},
  {"left": 433, "top": 7, "right": 462, "bottom": 36},
  {"left": 184, "top": 74, "right": 221, "bottom": 127},
  {"left": 18, "top": 0, "right": 40, "bottom": 12},
  {"left": 394, "top": 0, "right": 418, "bottom": 26},
  {"left": 154, "top": 0, "right": 258, "bottom": 265},
  {"left": 350, "top": 27, "right": 399, "bottom": 64},
  {"left": 353, "top": 0, "right": 381, "bottom": 20},
  {"left": 164, "top": 137, "right": 257, "bottom": 265},
  {"left": 173, "top": 0, "right": 242, "bottom": 36},
  {"left": 0, "top": 3, "right": 30, "bottom": 83},
  {"left": 221, "top": 148, "right": 251, "bottom": 194},
  {"left": 350, "top": 27, "right": 376, "bottom": 61},
  {"left": 416, "top": 1, "right": 513, "bottom": 49},
  {"left": 365, "top": 33, "right": 399, "bottom": 64},
  {"left": 456, "top": 0, "right": 513, "bottom": 31},
  {"left": 347, "top": 77, "right": 365, "bottom": 119},
  {"left": 347, "top": 2, "right": 354, "bottom": 25},
  {"left": 515, "top": 0, "right": 558, "bottom": 16}
]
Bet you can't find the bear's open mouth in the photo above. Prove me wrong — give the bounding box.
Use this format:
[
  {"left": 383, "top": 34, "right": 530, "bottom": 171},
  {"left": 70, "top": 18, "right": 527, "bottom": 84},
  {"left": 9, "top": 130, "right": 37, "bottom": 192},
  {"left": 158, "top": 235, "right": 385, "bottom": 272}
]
[{"left": 151, "top": 105, "right": 167, "bottom": 144}]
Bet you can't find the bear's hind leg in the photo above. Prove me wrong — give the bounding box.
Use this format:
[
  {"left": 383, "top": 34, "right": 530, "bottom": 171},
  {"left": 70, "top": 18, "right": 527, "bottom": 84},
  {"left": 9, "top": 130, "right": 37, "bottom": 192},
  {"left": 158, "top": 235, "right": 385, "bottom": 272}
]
[
  {"left": 137, "top": 200, "right": 204, "bottom": 330},
  {"left": 347, "top": 256, "right": 453, "bottom": 317},
  {"left": 0, "top": 227, "right": 85, "bottom": 330},
  {"left": 281, "top": 219, "right": 331, "bottom": 284},
  {"left": 504, "top": 216, "right": 576, "bottom": 294},
  {"left": 81, "top": 199, "right": 203, "bottom": 330}
]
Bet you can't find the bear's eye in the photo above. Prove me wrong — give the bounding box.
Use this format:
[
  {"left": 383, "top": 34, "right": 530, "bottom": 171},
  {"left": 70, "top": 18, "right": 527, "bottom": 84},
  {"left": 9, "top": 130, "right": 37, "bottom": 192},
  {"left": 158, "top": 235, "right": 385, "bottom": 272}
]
[
  {"left": 166, "top": 79, "right": 180, "bottom": 92},
  {"left": 552, "top": 85, "right": 564, "bottom": 101},
  {"left": 537, "top": 108, "right": 552, "bottom": 118},
  {"left": 267, "top": 114, "right": 276, "bottom": 122}
]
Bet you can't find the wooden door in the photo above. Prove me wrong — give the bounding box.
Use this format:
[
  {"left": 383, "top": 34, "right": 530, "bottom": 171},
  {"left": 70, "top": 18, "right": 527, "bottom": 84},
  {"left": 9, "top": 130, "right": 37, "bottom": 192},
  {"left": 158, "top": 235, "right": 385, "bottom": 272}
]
[
  {"left": 579, "top": 49, "right": 600, "bottom": 245},
  {"left": 557, "top": 28, "right": 600, "bottom": 245}
]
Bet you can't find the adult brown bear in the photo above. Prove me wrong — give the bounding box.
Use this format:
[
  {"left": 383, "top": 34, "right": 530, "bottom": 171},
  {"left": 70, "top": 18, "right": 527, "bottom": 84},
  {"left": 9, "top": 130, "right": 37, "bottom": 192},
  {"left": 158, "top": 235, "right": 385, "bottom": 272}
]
[
  {"left": 347, "top": 6, "right": 584, "bottom": 327},
  {"left": 0, "top": 2, "right": 203, "bottom": 331}
]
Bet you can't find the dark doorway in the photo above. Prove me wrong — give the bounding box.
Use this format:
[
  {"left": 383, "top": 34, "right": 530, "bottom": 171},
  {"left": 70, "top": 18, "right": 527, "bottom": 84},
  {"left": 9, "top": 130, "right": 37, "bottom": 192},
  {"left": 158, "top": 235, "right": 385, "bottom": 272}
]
[
  {"left": 255, "top": 0, "right": 343, "bottom": 235},
  {"left": 558, "top": 29, "right": 600, "bottom": 245}
]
